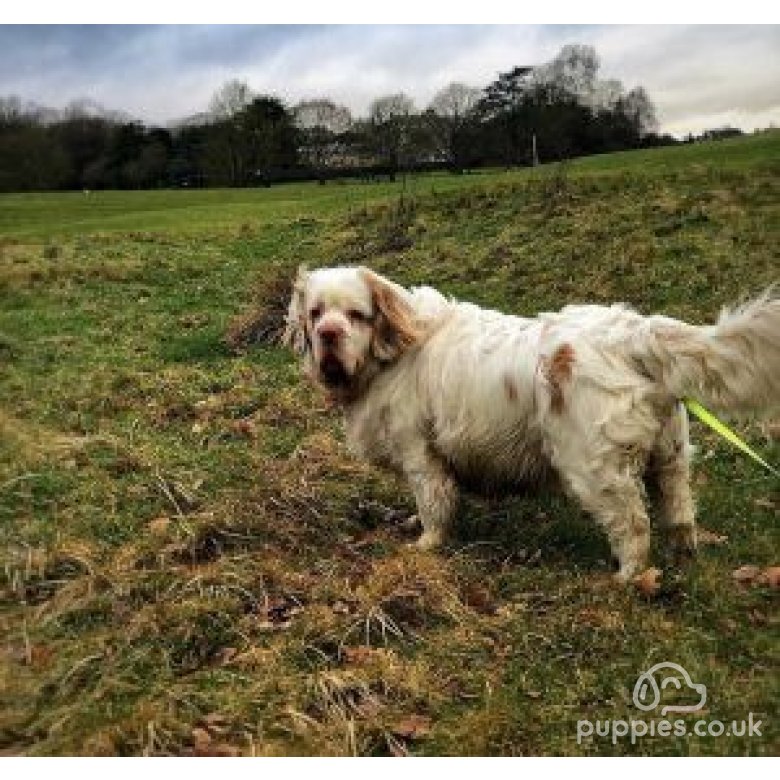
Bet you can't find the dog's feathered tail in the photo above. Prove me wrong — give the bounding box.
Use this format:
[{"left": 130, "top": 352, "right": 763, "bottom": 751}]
[{"left": 632, "top": 289, "right": 780, "bottom": 414}]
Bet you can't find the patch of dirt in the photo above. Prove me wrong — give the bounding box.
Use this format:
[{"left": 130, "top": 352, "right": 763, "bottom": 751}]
[{"left": 224, "top": 268, "right": 293, "bottom": 352}]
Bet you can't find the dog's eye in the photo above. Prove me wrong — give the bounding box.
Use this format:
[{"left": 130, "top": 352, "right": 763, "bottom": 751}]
[
  {"left": 310, "top": 306, "right": 322, "bottom": 321},
  {"left": 347, "top": 309, "right": 368, "bottom": 323}
]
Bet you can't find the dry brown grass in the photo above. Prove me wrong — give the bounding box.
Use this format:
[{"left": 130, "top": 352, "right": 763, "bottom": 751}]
[{"left": 224, "top": 266, "right": 293, "bottom": 353}]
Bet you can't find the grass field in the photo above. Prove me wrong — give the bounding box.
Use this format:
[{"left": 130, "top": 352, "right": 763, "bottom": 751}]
[{"left": 1, "top": 132, "right": 778, "bottom": 756}]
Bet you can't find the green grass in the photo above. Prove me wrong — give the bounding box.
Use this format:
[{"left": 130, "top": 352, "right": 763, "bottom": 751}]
[
  {"left": 0, "top": 172, "right": 497, "bottom": 240},
  {"left": 2, "top": 130, "right": 776, "bottom": 241},
  {"left": 1, "top": 131, "right": 778, "bottom": 756},
  {"left": 567, "top": 129, "right": 780, "bottom": 174}
]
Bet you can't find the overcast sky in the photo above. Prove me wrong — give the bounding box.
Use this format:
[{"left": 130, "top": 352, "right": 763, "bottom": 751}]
[{"left": 1, "top": 24, "right": 778, "bottom": 136}]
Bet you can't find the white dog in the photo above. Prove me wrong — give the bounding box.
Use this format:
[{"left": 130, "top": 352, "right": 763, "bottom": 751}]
[{"left": 284, "top": 266, "right": 779, "bottom": 580}]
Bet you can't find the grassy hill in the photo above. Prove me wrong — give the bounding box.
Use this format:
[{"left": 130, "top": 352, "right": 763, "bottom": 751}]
[{"left": 1, "top": 132, "right": 778, "bottom": 756}]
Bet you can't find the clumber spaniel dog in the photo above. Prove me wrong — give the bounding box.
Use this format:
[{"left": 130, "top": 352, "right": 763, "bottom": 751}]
[{"left": 284, "top": 266, "right": 779, "bottom": 580}]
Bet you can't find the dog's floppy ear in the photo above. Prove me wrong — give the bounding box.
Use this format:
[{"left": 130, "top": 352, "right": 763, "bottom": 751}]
[
  {"left": 283, "top": 264, "right": 310, "bottom": 355},
  {"left": 360, "top": 267, "right": 423, "bottom": 361}
]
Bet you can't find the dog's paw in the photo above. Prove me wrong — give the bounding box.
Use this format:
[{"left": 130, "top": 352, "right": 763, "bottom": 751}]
[
  {"left": 407, "top": 530, "right": 444, "bottom": 551},
  {"left": 614, "top": 557, "right": 645, "bottom": 583},
  {"left": 397, "top": 514, "right": 422, "bottom": 532}
]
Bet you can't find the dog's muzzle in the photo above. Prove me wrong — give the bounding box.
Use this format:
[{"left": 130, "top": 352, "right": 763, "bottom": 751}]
[{"left": 320, "top": 354, "right": 350, "bottom": 387}]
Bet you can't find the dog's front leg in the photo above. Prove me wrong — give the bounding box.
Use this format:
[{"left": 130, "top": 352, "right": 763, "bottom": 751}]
[{"left": 404, "top": 457, "right": 458, "bottom": 550}]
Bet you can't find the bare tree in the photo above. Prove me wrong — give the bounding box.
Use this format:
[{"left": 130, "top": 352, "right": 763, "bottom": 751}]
[
  {"left": 0, "top": 95, "right": 24, "bottom": 125},
  {"left": 206, "top": 80, "right": 255, "bottom": 185},
  {"left": 368, "top": 93, "right": 416, "bottom": 176},
  {"left": 209, "top": 79, "right": 254, "bottom": 120},
  {"left": 592, "top": 78, "right": 625, "bottom": 111},
  {"left": 61, "top": 98, "right": 128, "bottom": 123},
  {"left": 620, "top": 86, "right": 658, "bottom": 136},
  {"left": 540, "top": 44, "right": 600, "bottom": 101},
  {"left": 430, "top": 82, "right": 481, "bottom": 121},
  {"left": 428, "top": 82, "right": 481, "bottom": 170},
  {"left": 294, "top": 99, "right": 353, "bottom": 177},
  {"left": 0, "top": 95, "right": 61, "bottom": 126},
  {"left": 294, "top": 99, "right": 352, "bottom": 135},
  {"left": 369, "top": 93, "right": 415, "bottom": 126}
]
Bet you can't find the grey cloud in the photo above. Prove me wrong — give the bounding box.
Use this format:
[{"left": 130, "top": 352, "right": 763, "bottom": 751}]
[{"left": 0, "top": 24, "right": 777, "bottom": 135}]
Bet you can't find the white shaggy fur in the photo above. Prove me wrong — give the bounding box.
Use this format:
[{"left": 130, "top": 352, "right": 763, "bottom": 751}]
[{"left": 285, "top": 266, "right": 779, "bottom": 580}]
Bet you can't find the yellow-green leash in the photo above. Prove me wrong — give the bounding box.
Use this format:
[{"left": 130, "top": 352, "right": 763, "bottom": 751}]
[{"left": 684, "top": 398, "right": 779, "bottom": 478}]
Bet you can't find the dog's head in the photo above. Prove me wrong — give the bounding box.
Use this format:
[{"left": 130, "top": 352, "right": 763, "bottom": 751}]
[{"left": 284, "top": 265, "right": 423, "bottom": 398}]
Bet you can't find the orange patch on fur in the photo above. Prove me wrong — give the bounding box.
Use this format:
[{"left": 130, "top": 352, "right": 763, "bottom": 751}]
[
  {"left": 362, "top": 269, "right": 422, "bottom": 361},
  {"left": 544, "top": 342, "right": 576, "bottom": 413},
  {"left": 503, "top": 374, "right": 518, "bottom": 402}
]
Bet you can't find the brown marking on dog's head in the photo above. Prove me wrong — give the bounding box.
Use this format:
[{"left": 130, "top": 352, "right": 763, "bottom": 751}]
[
  {"left": 503, "top": 374, "right": 518, "bottom": 402},
  {"left": 544, "top": 342, "right": 576, "bottom": 414},
  {"left": 360, "top": 267, "right": 423, "bottom": 362}
]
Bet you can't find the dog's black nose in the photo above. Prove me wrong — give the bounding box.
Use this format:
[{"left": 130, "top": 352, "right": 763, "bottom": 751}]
[{"left": 318, "top": 323, "right": 344, "bottom": 347}]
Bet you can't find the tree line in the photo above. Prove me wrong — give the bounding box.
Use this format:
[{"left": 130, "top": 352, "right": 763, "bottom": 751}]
[{"left": 0, "top": 44, "right": 700, "bottom": 192}]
